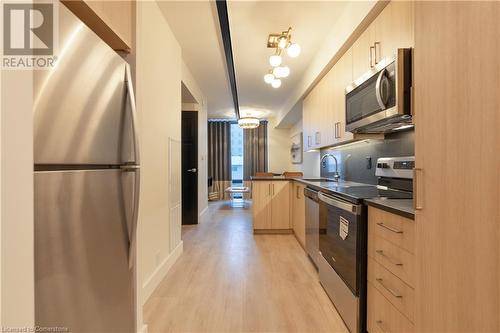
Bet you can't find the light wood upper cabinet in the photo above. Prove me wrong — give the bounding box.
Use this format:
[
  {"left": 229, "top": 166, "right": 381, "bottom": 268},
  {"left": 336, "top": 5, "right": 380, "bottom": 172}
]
[
  {"left": 352, "top": 1, "right": 414, "bottom": 80},
  {"left": 302, "top": 1, "right": 414, "bottom": 151},
  {"left": 302, "top": 98, "right": 312, "bottom": 151},
  {"left": 352, "top": 24, "right": 375, "bottom": 80},
  {"left": 374, "top": 1, "right": 414, "bottom": 62},
  {"left": 332, "top": 49, "right": 353, "bottom": 144},
  {"left": 292, "top": 182, "right": 306, "bottom": 248},
  {"left": 252, "top": 181, "right": 291, "bottom": 231},
  {"left": 303, "top": 85, "right": 321, "bottom": 150},
  {"left": 62, "top": 0, "right": 133, "bottom": 52}
]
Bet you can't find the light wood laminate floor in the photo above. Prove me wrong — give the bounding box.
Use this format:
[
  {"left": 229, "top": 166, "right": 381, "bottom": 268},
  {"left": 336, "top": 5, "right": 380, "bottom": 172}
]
[{"left": 144, "top": 201, "right": 348, "bottom": 333}]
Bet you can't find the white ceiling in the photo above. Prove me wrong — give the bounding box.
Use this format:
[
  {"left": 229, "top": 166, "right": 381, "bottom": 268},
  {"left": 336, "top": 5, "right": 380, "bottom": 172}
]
[
  {"left": 227, "top": 1, "right": 347, "bottom": 120},
  {"left": 157, "top": 1, "right": 234, "bottom": 118},
  {"left": 159, "top": 1, "right": 349, "bottom": 121}
]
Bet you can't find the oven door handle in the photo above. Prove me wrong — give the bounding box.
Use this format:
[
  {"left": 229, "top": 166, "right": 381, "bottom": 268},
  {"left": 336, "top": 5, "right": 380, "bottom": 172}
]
[{"left": 318, "top": 192, "right": 362, "bottom": 215}]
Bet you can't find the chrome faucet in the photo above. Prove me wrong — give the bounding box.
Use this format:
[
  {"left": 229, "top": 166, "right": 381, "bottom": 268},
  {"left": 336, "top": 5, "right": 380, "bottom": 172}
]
[{"left": 321, "top": 154, "right": 340, "bottom": 182}]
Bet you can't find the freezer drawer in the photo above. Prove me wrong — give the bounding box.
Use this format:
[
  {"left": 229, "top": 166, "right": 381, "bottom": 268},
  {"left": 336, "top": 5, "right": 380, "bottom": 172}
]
[{"left": 35, "top": 169, "right": 135, "bottom": 333}]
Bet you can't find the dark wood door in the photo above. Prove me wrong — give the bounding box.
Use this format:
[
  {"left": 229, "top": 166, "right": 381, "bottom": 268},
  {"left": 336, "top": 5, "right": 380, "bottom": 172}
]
[{"left": 181, "top": 111, "right": 198, "bottom": 225}]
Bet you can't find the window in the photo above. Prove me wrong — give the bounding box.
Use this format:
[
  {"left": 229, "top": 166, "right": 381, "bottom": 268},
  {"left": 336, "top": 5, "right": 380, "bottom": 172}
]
[{"left": 230, "top": 123, "right": 243, "bottom": 190}]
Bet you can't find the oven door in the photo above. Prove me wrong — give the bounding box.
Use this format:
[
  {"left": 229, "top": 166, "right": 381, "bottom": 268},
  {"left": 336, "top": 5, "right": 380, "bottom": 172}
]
[{"left": 318, "top": 192, "right": 366, "bottom": 295}]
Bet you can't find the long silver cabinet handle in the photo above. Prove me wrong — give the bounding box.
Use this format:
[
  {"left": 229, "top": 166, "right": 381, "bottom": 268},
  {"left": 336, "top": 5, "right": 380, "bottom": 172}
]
[
  {"left": 124, "top": 64, "right": 140, "bottom": 269},
  {"left": 376, "top": 222, "right": 403, "bottom": 234},
  {"left": 121, "top": 166, "right": 140, "bottom": 269},
  {"left": 374, "top": 41, "right": 381, "bottom": 64},
  {"left": 125, "top": 64, "right": 140, "bottom": 165},
  {"left": 369, "top": 45, "right": 375, "bottom": 68},
  {"left": 375, "top": 250, "right": 403, "bottom": 266},
  {"left": 413, "top": 168, "right": 423, "bottom": 210},
  {"left": 318, "top": 192, "right": 363, "bottom": 215},
  {"left": 376, "top": 278, "right": 403, "bottom": 298}
]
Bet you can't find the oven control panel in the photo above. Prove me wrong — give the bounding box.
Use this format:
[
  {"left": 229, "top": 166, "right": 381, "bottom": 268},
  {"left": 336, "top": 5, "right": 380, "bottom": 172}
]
[{"left": 375, "top": 156, "right": 415, "bottom": 179}]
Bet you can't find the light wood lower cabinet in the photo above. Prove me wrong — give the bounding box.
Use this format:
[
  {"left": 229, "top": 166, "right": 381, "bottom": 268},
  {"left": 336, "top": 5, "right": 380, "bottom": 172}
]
[
  {"left": 270, "top": 181, "right": 290, "bottom": 229},
  {"left": 368, "top": 257, "right": 414, "bottom": 322},
  {"left": 292, "top": 182, "right": 306, "bottom": 247},
  {"left": 252, "top": 181, "right": 290, "bottom": 232},
  {"left": 367, "top": 282, "right": 414, "bottom": 333},
  {"left": 252, "top": 181, "right": 272, "bottom": 230},
  {"left": 367, "top": 207, "right": 415, "bottom": 332}
]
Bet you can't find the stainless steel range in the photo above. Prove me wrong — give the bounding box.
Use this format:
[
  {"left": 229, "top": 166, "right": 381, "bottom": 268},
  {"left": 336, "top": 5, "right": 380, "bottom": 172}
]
[{"left": 317, "top": 156, "right": 414, "bottom": 333}]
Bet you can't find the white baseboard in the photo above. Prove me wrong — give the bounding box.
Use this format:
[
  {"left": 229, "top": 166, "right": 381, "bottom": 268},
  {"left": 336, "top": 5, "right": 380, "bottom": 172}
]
[{"left": 142, "top": 241, "right": 183, "bottom": 304}]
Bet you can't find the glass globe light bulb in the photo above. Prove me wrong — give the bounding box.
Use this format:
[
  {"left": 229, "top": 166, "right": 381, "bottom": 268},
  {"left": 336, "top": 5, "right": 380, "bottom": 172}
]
[
  {"left": 264, "top": 73, "right": 274, "bottom": 84},
  {"left": 287, "top": 43, "right": 301, "bottom": 58},
  {"left": 269, "top": 54, "right": 282, "bottom": 67},
  {"left": 278, "top": 37, "right": 287, "bottom": 49},
  {"left": 280, "top": 66, "right": 290, "bottom": 78},
  {"left": 271, "top": 79, "right": 282, "bottom": 88}
]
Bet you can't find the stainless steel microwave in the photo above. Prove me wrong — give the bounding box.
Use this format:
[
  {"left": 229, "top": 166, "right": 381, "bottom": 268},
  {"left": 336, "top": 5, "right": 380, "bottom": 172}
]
[{"left": 345, "top": 48, "right": 412, "bottom": 133}]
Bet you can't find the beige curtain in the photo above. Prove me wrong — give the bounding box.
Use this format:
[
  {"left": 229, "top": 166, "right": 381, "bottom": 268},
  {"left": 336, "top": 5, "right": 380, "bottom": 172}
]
[
  {"left": 208, "top": 121, "right": 232, "bottom": 200},
  {"left": 243, "top": 121, "right": 268, "bottom": 180}
]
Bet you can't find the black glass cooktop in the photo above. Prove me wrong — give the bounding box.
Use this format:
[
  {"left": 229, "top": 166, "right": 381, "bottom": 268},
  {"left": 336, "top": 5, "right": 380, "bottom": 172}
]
[{"left": 320, "top": 184, "right": 413, "bottom": 203}]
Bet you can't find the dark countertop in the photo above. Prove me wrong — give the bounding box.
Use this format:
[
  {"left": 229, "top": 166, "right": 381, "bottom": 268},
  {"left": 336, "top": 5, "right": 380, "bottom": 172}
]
[
  {"left": 250, "top": 177, "right": 414, "bottom": 218},
  {"left": 364, "top": 198, "right": 415, "bottom": 219}
]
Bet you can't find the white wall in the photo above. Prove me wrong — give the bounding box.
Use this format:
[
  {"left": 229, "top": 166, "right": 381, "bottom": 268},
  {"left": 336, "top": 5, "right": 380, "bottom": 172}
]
[
  {"left": 1, "top": 70, "right": 35, "bottom": 326},
  {"left": 288, "top": 120, "right": 320, "bottom": 178},
  {"left": 181, "top": 62, "right": 208, "bottom": 218},
  {"left": 267, "top": 117, "right": 292, "bottom": 174},
  {"left": 136, "top": 1, "right": 183, "bottom": 328}
]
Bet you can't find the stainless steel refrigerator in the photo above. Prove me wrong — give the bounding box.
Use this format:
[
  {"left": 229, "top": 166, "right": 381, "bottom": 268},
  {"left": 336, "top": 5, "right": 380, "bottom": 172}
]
[{"left": 34, "top": 5, "right": 139, "bottom": 333}]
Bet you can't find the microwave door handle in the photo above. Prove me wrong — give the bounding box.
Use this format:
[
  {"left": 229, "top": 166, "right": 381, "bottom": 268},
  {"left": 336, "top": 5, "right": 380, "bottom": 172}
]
[{"left": 375, "top": 69, "right": 387, "bottom": 110}]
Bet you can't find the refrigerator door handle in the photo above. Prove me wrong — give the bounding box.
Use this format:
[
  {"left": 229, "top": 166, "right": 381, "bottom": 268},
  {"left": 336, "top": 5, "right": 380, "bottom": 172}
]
[
  {"left": 121, "top": 166, "right": 140, "bottom": 269},
  {"left": 125, "top": 64, "right": 140, "bottom": 165}
]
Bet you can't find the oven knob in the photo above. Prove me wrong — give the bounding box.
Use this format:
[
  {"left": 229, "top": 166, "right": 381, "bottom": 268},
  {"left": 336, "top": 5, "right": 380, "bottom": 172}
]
[{"left": 377, "top": 163, "right": 390, "bottom": 168}]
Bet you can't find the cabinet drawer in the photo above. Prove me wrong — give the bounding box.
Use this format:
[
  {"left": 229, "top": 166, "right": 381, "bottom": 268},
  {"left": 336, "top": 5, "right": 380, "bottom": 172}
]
[
  {"left": 368, "top": 207, "right": 415, "bottom": 254},
  {"left": 368, "top": 257, "right": 414, "bottom": 322},
  {"left": 367, "top": 282, "right": 414, "bottom": 333},
  {"left": 368, "top": 234, "right": 415, "bottom": 287}
]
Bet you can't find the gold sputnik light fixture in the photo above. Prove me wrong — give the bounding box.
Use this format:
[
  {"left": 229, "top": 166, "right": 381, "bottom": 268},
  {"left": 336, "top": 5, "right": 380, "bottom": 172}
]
[{"left": 264, "top": 27, "right": 301, "bottom": 88}]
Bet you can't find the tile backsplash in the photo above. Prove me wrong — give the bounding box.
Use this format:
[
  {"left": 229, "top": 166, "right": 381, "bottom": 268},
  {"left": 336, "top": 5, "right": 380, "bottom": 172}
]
[{"left": 320, "top": 130, "right": 414, "bottom": 185}]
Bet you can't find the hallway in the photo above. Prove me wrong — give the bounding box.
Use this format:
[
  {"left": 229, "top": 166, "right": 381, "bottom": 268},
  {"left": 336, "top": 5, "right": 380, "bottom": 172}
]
[{"left": 144, "top": 201, "right": 348, "bottom": 332}]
